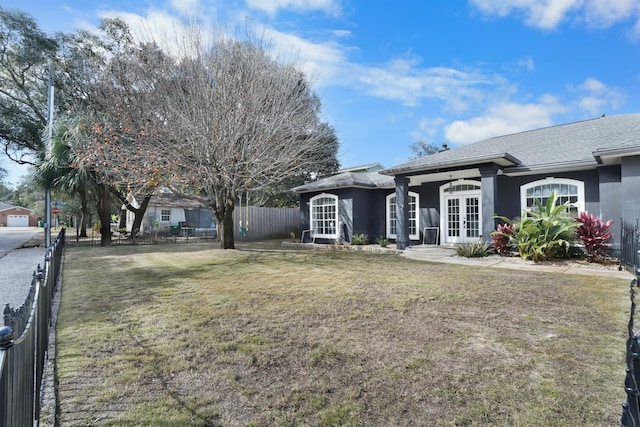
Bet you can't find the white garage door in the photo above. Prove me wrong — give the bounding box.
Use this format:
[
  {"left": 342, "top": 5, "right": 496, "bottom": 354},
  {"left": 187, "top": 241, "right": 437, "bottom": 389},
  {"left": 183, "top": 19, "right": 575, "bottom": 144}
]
[{"left": 7, "top": 215, "right": 29, "bottom": 227}]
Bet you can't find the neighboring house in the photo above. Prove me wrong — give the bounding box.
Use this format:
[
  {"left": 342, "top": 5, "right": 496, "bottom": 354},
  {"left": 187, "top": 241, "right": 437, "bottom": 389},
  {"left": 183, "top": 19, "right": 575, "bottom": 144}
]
[
  {"left": 0, "top": 202, "right": 38, "bottom": 227},
  {"left": 293, "top": 114, "right": 640, "bottom": 250},
  {"left": 125, "top": 192, "right": 216, "bottom": 235}
]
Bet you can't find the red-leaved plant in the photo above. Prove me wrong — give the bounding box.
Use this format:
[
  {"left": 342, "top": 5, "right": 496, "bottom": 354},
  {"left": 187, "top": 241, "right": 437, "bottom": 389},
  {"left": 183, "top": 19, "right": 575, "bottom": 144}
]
[
  {"left": 575, "top": 211, "right": 614, "bottom": 261},
  {"left": 491, "top": 222, "right": 514, "bottom": 256}
]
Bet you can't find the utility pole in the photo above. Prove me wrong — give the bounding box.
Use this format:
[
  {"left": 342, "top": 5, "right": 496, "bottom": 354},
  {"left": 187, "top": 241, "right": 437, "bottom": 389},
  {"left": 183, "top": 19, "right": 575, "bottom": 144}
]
[{"left": 45, "top": 61, "right": 54, "bottom": 248}]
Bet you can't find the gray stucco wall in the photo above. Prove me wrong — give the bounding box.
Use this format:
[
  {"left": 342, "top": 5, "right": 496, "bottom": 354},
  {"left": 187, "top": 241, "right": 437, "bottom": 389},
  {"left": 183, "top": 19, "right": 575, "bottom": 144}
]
[
  {"left": 622, "top": 156, "right": 640, "bottom": 223},
  {"left": 598, "top": 166, "right": 622, "bottom": 248}
]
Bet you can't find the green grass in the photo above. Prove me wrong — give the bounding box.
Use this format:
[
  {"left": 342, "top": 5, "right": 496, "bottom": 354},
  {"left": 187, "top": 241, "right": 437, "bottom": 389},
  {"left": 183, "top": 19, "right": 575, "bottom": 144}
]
[{"left": 55, "top": 241, "right": 629, "bottom": 426}]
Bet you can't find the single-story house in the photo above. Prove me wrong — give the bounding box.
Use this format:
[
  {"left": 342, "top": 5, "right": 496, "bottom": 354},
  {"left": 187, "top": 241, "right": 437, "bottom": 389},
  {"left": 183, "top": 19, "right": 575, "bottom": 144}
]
[
  {"left": 125, "top": 192, "right": 216, "bottom": 236},
  {"left": 293, "top": 113, "right": 640, "bottom": 250},
  {"left": 0, "top": 202, "right": 38, "bottom": 227}
]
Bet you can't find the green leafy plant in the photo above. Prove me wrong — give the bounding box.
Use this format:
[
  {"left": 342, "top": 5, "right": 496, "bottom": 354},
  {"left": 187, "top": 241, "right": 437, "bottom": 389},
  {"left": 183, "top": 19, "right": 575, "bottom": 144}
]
[
  {"left": 491, "top": 222, "right": 514, "bottom": 256},
  {"left": 375, "top": 237, "right": 389, "bottom": 248},
  {"left": 351, "top": 233, "right": 369, "bottom": 245},
  {"left": 456, "top": 240, "right": 492, "bottom": 257},
  {"left": 575, "top": 211, "right": 613, "bottom": 261},
  {"left": 494, "top": 191, "right": 581, "bottom": 262}
]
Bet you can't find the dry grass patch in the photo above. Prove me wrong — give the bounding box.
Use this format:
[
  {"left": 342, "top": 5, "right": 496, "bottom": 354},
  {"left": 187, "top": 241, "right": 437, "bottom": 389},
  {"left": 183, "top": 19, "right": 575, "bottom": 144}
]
[{"left": 56, "top": 242, "right": 629, "bottom": 426}]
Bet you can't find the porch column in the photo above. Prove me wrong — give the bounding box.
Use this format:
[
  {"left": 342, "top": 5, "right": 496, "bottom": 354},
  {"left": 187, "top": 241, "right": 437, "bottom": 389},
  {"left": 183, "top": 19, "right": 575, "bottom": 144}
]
[
  {"left": 395, "top": 176, "right": 410, "bottom": 250},
  {"left": 479, "top": 165, "right": 499, "bottom": 242}
]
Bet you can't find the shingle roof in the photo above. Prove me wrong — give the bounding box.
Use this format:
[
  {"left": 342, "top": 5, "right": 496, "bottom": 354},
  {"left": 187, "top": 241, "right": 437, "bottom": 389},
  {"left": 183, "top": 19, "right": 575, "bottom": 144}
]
[
  {"left": 148, "top": 193, "right": 203, "bottom": 208},
  {"left": 291, "top": 114, "right": 640, "bottom": 193},
  {"left": 292, "top": 170, "right": 395, "bottom": 193},
  {"left": 382, "top": 113, "right": 640, "bottom": 176},
  {"left": 0, "top": 202, "right": 31, "bottom": 212}
]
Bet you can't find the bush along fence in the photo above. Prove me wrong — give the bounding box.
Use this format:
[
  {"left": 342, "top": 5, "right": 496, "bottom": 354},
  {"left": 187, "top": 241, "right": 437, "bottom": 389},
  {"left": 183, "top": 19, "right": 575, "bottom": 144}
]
[{"left": 0, "top": 228, "right": 65, "bottom": 427}]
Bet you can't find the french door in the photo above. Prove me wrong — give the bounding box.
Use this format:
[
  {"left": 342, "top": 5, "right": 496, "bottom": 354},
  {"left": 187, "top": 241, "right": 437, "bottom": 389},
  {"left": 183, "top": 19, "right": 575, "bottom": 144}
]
[{"left": 444, "top": 195, "right": 480, "bottom": 244}]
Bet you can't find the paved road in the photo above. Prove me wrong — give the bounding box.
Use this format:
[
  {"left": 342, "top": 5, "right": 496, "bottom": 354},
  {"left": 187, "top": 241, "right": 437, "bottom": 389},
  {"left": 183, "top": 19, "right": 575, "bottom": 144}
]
[{"left": 0, "top": 227, "right": 47, "bottom": 313}]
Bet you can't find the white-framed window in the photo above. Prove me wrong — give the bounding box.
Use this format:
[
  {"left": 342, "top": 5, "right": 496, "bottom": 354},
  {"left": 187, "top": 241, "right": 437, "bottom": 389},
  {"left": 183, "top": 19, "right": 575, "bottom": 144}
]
[
  {"left": 386, "top": 191, "right": 419, "bottom": 240},
  {"left": 520, "top": 178, "right": 584, "bottom": 215},
  {"left": 160, "top": 209, "right": 171, "bottom": 222},
  {"left": 310, "top": 193, "right": 338, "bottom": 238}
]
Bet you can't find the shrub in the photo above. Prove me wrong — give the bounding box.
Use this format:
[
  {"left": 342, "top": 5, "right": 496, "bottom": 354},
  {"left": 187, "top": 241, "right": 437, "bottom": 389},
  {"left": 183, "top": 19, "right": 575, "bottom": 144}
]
[
  {"left": 456, "top": 241, "right": 492, "bottom": 258},
  {"left": 493, "top": 191, "right": 581, "bottom": 262},
  {"left": 491, "top": 223, "right": 514, "bottom": 256},
  {"left": 375, "top": 237, "right": 389, "bottom": 248},
  {"left": 351, "top": 233, "right": 369, "bottom": 245},
  {"left": 575, "top": 211, "right": 613, "bottom": 261}
]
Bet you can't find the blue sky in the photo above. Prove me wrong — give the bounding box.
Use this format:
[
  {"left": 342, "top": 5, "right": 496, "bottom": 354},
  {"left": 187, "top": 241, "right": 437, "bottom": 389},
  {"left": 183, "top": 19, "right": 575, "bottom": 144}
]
[{"left": 2, "top": 0, "right": 640, "bottom": 186}]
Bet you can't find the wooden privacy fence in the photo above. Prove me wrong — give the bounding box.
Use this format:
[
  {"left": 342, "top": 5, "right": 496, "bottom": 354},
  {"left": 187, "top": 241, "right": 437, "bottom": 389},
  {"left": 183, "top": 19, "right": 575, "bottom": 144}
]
[
  {"left": 0, "top": 228, "right": 65, "bottom": 427},
  {"left": 233, "top": 205, "right": 299, "bottom": 241}
]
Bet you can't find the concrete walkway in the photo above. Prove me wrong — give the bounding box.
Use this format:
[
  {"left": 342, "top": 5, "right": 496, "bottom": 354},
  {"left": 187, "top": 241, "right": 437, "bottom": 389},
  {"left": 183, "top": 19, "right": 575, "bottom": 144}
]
[{"left": 401, "top": 245, "right": 635, "bottom": 280}]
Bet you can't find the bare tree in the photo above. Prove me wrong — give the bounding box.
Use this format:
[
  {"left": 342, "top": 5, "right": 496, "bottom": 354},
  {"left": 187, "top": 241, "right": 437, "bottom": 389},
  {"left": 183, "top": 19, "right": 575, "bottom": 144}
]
[
  {"left": 164, "top": 38, "right": 338, "bottom": 248},
  {"left": 409, "top": 140, "right": 445, "bottom": 160}
]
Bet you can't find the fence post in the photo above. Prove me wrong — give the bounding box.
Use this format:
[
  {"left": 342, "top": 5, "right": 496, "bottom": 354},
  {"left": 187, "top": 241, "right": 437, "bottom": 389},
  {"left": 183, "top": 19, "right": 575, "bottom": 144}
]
[{"left": 0, "top": 326, "right": 14, "bottom": 427}]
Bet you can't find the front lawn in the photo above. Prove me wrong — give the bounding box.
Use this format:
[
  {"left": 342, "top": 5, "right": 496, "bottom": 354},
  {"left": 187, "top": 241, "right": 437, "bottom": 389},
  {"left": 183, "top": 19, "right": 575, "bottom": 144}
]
[{"left": 56, "top": 242, "right": 629, "bottom": 426}]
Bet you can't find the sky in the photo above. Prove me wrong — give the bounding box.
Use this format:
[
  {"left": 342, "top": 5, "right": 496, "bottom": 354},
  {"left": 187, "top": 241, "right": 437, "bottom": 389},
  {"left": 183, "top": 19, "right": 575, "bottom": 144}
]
[{"left": 2, "top": 0, "right": 640, "bottom": 187}]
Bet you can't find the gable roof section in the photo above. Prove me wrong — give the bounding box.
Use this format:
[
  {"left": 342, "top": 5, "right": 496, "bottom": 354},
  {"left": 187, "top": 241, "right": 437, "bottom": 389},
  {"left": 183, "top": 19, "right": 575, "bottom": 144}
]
[
  {"left": 382, "top": 114, "right": 640, "bottom": 176},
  {"left": 0, "top": 201, "right": 32, "bottom": 213},
  {"left": 292, "top": 170, "right": 395, "bottom": 193}
]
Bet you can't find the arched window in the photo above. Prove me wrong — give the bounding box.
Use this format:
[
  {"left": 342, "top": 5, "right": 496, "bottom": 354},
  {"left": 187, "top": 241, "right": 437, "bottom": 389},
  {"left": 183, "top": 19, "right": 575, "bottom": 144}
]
[
  {"left": 310, "top": 194, "right": 338, "bottom": 238},
  {"left": 386, "top": 192, "right": 419, "bottom": 240},
  {"left": 520, "top": 178, "right": 584, "bottom": 215}
]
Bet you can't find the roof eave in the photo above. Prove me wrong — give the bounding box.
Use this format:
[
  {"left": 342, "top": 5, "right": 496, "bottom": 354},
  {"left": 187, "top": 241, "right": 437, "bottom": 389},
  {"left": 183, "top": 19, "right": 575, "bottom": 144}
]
[
  {"left": 292, "top": 183, "right": 387, "bottom": 194},
  {"left": 380, "top": 153, "right": 521, "bottom": 176},
  {"left": 503, "top": 160, "right": 597, "bottom": 176},
  {"left": 593, "top": 146, "right": 640, "bottom": 164}
]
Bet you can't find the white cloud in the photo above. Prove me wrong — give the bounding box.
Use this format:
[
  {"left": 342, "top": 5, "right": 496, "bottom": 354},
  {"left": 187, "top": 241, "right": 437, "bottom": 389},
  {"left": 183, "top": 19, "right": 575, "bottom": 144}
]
[
  {"left": 354, "top": 58, "right": 507, "bottom": 110},
  {"left": 260, "top": 28, "right": 506, "bottom": 112},
  {"left": 584, "top": 0, "right": 637, "bottom": 27},
  {"left": 444, "top": 98, "right": 566, "bottom": 144},
  {"left": 571, "top": 77, "right": 626, "bottom": 115},
  {"left": 246, "top": 0, "right": 341, "bottom": 16},
  {"left": 518, "top": 56, "right": 535, "bottom": 71},
  {"left": 97, "top": 9, "right": 213, "bottom": 57},
  {"left": 470, "top": 0, "right": 640, "bottom": 34},
  {"left": 258, "top": 27, "right": 349, "bottom": 85},
  {"left": 470, "top": 0, "right": 581, "bottom": 29},
  {"left": 410, "top": 117, "right": 447, "bottom": 142},
  {"left": 170, "top": 0, "right": 202, "bottom": 17}
]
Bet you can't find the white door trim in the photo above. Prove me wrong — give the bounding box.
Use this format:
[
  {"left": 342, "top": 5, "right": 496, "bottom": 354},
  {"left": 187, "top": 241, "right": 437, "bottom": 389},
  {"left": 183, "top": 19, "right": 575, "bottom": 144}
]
[{"left": 439, "top": 180, "right": 482, "bottom": 244}]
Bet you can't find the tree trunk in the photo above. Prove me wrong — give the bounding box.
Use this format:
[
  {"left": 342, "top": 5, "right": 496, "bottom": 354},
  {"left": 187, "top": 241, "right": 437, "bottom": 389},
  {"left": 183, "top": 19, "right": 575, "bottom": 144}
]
[
  {"left": 78, "top": 187, "right": 89, "bottom": 238},
  {"left": 220, "top": 204, "right": 235, "bottom": 249},
  {"left": 118, "top": 208, "right": 126, "bottom": 230},
  {"left": 111, "top": 189, "right": 153, "bottom": 237},
  {"left": 130, "top": 194, "right": 152, "bottom": 235},
  {"left": 96, "top": 185, "right": 112, "bottom": 247}
]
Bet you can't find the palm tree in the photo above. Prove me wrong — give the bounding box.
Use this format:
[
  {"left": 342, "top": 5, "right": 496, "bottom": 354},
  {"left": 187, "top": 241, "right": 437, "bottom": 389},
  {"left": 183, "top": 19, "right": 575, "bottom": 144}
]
[{"left": 36, "top": 120, "right": 97, "bottom": 239}]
